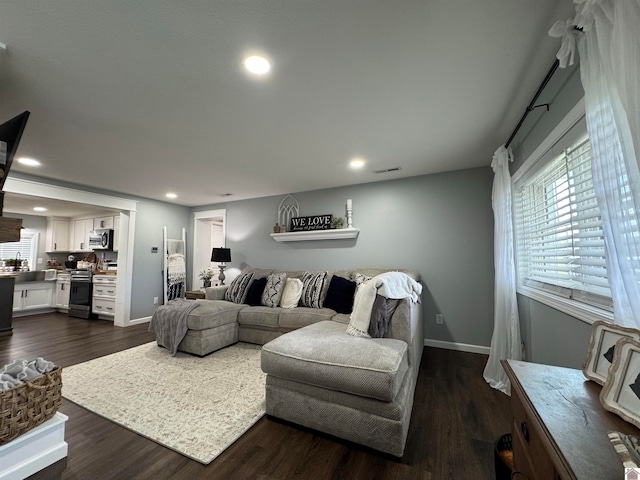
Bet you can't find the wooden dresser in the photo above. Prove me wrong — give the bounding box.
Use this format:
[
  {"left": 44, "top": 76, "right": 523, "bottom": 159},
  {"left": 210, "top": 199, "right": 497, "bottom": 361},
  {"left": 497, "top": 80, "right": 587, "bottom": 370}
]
[{"left": 502, "top": 359, "right": 640, "bottom": 480}]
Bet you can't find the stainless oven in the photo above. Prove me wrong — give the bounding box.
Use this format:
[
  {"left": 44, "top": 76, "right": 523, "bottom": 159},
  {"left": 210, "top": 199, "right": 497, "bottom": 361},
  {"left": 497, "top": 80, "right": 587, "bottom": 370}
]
[{"left": 69, "top": 270, "right": 93, "bottom": 319}]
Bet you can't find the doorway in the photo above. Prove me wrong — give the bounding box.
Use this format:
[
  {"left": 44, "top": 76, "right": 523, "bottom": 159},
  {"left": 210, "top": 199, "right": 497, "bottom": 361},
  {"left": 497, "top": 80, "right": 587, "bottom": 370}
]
[
  {"left": 4, "top": 176, "right": 138, "bottom": 327},
  {"left": 192, "top": 209, "right": 226, "bottom": 290}
]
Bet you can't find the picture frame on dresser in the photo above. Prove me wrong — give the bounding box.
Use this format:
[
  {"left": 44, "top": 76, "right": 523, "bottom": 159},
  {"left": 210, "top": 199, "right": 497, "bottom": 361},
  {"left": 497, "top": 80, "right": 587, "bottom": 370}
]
[
  {"left": 583, "top": 320, "right": 640, "bottom": 385},
  {"left": 600, "top": 338, "right": 640, "bottom": 430}
]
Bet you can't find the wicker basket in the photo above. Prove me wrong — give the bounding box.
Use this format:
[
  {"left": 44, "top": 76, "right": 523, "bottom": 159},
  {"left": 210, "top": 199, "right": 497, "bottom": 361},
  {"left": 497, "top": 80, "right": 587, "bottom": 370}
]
[{"left": 0, "top": 366, "right": 62, "bottom": 445}]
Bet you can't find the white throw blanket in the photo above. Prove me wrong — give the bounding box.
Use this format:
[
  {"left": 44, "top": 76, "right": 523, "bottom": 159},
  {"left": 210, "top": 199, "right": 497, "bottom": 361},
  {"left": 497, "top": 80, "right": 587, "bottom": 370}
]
[{"left": 347, "top": 272, "right": 422, "bottom": 337}]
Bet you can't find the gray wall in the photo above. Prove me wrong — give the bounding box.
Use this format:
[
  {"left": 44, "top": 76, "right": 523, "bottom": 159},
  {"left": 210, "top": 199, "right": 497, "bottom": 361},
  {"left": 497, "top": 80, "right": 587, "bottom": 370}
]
[
  {"left": 129, "top": 200, "right": 190, "bottom": 319},
  {"left": 193, "top": 167, "right": 496, "bottom": 348},
  {"left": 508, "top": 61, "right": 590, "bottom": 368}
]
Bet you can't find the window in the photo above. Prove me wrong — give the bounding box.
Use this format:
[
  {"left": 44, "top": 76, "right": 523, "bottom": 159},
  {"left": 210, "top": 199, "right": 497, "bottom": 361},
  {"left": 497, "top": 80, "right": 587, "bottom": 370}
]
[
  {"left": 514, "top": 117, "right": 614, "bottom": 313},
  {"left": 0, "top": 230, "right": 38, "bottom": 270}
]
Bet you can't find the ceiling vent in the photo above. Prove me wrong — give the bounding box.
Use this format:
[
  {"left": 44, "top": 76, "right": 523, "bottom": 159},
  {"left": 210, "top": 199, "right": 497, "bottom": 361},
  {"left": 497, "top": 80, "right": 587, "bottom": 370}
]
[{"left": 373, "top": 167, "right": 401, "bottom": 174}]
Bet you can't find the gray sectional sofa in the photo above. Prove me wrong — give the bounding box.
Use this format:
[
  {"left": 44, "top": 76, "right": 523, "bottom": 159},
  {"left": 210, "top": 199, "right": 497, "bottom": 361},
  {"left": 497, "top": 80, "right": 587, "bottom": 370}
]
[{"left": 173, "top": 267, "right": 424, "bottom": 457}]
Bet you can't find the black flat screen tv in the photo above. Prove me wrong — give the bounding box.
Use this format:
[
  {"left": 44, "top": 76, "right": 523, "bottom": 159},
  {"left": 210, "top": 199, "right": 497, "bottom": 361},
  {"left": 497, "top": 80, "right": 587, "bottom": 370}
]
[{"left": 0, "top": 111, "right": 30, "bottom": 190}]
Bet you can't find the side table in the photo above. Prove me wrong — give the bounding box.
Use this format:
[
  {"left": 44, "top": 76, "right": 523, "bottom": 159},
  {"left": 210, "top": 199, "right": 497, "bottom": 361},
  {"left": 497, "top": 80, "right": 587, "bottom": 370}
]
[{"left": 185, "top": 290, "right": 206, "bottom": 300}]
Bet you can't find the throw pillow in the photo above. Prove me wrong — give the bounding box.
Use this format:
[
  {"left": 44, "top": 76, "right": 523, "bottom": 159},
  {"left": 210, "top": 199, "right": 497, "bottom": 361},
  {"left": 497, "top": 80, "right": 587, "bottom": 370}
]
[
  {"left": 324, "top": 275, "right": 357, "bottom": 314},
  {"left": 261, "top": 272, "right": 287, "bottom": 307},
  {"left": 224, "top": 272, "right": 254, "bottom": 304},
  {"left": 279, "top": 278, "right": 304, "bottom": 309},
  {"left": 244, "top": 277, "right": 267, "bottom": 306},
  {"left": 353, "top": 272, "right": 372, "bottom": 285},
  {"left": 299, "top": 271, "right": 327, "bottom": 308}
]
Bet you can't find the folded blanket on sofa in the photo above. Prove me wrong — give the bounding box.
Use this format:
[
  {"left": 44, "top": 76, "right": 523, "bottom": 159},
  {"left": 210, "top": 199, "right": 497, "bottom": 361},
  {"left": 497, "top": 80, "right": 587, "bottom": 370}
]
[
  {"left": 347, "top": 272, "right": 422, "bottom": 338},
  {"left": 0, "top": 357, "right": 56, "bottom": 391},
  {"left": 148, "top": 298, "right": 200, "bottom": 356}
]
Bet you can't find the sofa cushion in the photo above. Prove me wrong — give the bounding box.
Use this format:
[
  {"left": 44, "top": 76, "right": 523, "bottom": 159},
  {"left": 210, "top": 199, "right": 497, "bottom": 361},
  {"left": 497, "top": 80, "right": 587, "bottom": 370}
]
[
  {"left": 299, "top": 271, "right": 327, "bottom": 308},
  {"left": 278, "top": 307, "right": 336, "bottom": 330},
  {"left": 237, "top": 306, "right": 282, "bottom": 329},
  {"left": 186, "top": 300, "right": 244, "bottom": 331},
  {"left": 225, "top": 272, "right": 254, "bottom": 303},
  {"left": 279, "top": 278, "right": 304, "bottom": 309},
  {"left": 241, "top": 267, "right": 274, "bottom": 279},
  {"left": 323, "top": 275, "right": 357, "bottom": 314},
  {"left": 261, "top": 272, "right": 287, "bottom": 307},
  {"left": 261, "top": 321, "right": 408, "bottom": 402},
  {"left": 245, "top": 277, "right": 267, "bottom": 306}
]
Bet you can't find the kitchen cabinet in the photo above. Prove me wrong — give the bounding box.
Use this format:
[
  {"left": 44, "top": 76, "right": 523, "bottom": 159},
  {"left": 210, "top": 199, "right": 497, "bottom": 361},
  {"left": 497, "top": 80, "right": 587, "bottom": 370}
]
[
  {"left": 113, "top": 215, "right": 120, "bottom": 251},
  {"left": 45, "top": 218, "right": 71, "bottom": 252},
  {"left": 92, "top": 275, "right": 116, "bottom": 319},
  {"left": 13, "top": 282, "right": 54, "bottom": 313},
  {"left": 71, "top": 218, "right": 94, "bottom": 251},
  {"left": 55, "top": 273, "right": 71, "bottom": 311},
  {"left": 94, "top": 215, "right": 114, "bottom": 230}
]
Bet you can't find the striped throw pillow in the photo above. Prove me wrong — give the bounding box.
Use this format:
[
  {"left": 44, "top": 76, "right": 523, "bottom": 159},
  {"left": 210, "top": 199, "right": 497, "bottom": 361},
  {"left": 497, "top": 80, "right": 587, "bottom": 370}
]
[
  {"left": 299, "top": 271, "right": 327, "bottom": 308},
  {"left": 224, "top": 272, "right": 254, "bottom": 304}
]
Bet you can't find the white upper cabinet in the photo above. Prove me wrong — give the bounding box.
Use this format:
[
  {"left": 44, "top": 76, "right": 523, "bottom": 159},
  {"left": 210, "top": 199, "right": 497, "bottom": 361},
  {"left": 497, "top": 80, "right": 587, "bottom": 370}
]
[
  {"left": 45, "top": 218, "right": 71, "bottom": 252},
  {"left": 72, "top": 218, "right": 94, "bottom": 251},
  {"left": 94, "top": 215, "right": 114, "bottom": 230}
]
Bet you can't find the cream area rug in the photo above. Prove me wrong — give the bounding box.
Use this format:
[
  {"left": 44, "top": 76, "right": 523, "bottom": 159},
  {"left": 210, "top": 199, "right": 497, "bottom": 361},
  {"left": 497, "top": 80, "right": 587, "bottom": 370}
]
[{"left": 62, "top": 342, "right": 266, "bottom": 464}]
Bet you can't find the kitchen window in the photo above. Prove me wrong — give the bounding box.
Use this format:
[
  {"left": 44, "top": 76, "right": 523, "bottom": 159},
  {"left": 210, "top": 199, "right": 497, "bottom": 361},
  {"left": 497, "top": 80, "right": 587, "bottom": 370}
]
[{"left": 0, "top": 230, "right": 38, "bottom": 270}]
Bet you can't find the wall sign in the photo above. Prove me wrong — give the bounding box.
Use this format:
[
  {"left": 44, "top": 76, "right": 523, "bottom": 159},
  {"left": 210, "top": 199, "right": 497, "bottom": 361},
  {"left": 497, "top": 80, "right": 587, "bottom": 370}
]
[{"left": 290, "top": 214, "right": 333, "bottom": 232}]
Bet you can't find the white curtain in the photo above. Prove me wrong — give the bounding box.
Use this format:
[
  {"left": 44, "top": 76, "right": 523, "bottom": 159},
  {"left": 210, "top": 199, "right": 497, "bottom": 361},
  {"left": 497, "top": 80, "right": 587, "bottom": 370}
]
[
  {"left": 483, "top": 145, "right": 522, "bottom": 395},
  {"left": 551, "top": 0, "right": 640, "bottom": 328}
]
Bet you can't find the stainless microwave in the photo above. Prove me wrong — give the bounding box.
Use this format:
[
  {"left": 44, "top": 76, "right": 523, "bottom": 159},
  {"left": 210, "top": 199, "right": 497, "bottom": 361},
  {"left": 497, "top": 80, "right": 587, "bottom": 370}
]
[{"left": 89, "top": 229, "right": 114, "bottom": 250}]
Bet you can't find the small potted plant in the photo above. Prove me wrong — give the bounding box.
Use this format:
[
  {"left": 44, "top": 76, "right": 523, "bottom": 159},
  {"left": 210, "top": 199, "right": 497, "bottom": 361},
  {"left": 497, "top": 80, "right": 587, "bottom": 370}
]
[
  {"left": 331, "top": 217, "right": 345, "bottom": 229},
  {"left": 199, "top": 268, "right": 215, "bottom": 288}
]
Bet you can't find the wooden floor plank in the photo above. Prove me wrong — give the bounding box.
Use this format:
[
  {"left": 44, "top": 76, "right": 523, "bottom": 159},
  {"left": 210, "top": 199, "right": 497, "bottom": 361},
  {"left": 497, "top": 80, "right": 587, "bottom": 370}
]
[{"left": 0, "top": 312, "right": 511, "bottom": 479}]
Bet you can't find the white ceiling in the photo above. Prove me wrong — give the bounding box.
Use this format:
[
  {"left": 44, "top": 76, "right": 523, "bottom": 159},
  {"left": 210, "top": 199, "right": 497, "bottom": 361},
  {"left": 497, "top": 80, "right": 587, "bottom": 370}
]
[{"left": 0, "top": 1, "right": 574, "bottom": 208}]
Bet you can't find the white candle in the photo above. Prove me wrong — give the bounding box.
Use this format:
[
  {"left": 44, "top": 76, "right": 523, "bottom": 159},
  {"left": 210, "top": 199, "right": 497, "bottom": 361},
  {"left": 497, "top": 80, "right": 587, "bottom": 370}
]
[{"left": 347, "top": 199, "right": 352, "bottom": 210}]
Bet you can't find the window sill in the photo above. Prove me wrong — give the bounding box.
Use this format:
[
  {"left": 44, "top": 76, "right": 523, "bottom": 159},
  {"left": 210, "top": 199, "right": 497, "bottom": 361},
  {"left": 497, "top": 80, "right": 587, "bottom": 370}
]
[{"left": 517, "top": 285, "right": 614, "bottom": 325}]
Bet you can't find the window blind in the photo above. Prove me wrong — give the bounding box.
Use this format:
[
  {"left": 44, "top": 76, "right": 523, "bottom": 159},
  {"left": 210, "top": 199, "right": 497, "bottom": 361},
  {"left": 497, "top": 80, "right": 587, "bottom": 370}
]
[
  {"left": 515, "top": 137, "right": 613, "bottom": 311},
  {"left": 0, "top": 231, "right": 37, "bottom": 268}
]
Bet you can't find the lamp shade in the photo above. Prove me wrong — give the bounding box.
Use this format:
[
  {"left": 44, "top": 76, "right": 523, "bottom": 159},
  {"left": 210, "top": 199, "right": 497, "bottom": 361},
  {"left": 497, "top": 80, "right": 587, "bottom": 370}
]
[{"left": 211, "top": 247, "right": 231, "bottom": 263}]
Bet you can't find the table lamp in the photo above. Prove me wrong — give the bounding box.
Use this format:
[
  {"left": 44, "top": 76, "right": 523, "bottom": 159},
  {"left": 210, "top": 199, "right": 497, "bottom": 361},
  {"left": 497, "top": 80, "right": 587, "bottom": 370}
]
[{"left": 211, "top": 247, "right": 231, "bottom": 285}]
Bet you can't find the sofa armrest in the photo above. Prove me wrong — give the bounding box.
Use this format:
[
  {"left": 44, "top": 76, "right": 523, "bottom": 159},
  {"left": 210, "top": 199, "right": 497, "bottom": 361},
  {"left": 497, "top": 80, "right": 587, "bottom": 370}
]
[
  {"left": 386, "top": 294, "right": 424, "bottom": 370},
  {"left": 205, "top": 285, "right": 228, "bottom": 300}
]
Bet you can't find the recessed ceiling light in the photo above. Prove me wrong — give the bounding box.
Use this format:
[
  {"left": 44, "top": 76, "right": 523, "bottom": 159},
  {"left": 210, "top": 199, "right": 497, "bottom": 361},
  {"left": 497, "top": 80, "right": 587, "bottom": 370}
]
[
  {"left": 18, "top": 157, "right": 41, "bottom": 167},
  {"left": 243, "top": 55, "right": 271, "bottom": 75},
  {"left": 166, "top": 193, "right": 177, "bottom": 199},
  {"left": 349, "top": 158, "right": 366, "bottom": 169},
  {"left": 33, "top": 207, "right": 47, "bottom": 212}
]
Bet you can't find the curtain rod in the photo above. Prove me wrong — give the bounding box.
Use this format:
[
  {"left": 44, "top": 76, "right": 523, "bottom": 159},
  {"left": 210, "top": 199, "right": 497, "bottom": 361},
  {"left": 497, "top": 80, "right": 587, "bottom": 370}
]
[{"left": 505, "top": 58, "right": 560, "bottom": 148}]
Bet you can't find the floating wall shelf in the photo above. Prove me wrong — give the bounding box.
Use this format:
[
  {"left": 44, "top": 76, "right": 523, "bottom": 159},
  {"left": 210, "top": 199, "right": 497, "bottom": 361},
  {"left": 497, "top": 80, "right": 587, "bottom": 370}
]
[{"left": 271, "top": 227, "right": 360, "bottom": 242}]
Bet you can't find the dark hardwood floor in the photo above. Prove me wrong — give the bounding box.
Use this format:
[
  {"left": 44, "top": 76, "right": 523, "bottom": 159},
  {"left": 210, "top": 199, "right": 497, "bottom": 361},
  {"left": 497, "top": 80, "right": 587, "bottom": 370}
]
[{"left": 1, "top": 313, "right": 512, "bottom": 480}]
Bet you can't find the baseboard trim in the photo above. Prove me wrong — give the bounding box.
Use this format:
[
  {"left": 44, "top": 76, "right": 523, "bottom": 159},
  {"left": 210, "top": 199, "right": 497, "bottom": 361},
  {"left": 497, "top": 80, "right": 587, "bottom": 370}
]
[
  {"left": 128, "top": 316, "right": 151, "bottom": 326},
  {"left": 424, "top": 339, "right": 490, "bottom": 355}
]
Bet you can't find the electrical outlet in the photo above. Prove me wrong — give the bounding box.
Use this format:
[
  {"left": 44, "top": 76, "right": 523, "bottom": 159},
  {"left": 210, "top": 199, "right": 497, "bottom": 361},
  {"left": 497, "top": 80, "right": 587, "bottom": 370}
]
[
  {"left": 153, "top": 297, "right": 159, "bottom": 305},
  {"left": 37, "top": 258, "right": 43, "bottom": 264},
  {"left": 436, "top": 313, "right": 444, "bottom": 325}
]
